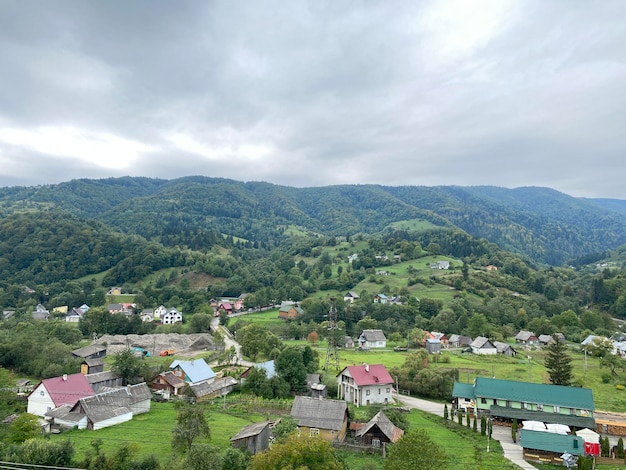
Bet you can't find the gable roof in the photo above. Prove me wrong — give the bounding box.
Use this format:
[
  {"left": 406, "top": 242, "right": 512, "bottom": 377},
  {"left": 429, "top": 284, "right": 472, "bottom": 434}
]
[
  {"left": 157, "top": 371, "right": 186, "bottom": 389},
  {"left": 339, "top": 364, "right": 393, "bottom": 387},
  {"left": 72, "top": 344, "right": 106, "bottom": 358},
  {"left": 291, "top": 396, "right": 347, "bottom": 431},
  {"left": 189, "top": 376, "right": 238, "bottom": 398},
  {"left": 39, "top": 373, "right": 95, "bottom": 407},
  {"left": 359, "top": 330, "right": 386, "bottom": 342},
  {"left": 355, "top": 411, "right": 404, "bottom": 443},
  {"left": 279, "top": 304, "right": 304, "bottom": 314},
  {"left": 470, "top": 336, "right": 495, "bottom": 349},
  {"left": 515, "top": 330, "right": 537, "bottom": 341},
  {"left": 474, "top": 377, "right": 595, "bottom": 410},
  {"left": 344, "top": 291, "right": 359, "bottom": 298},
  {"left": 452, "top": 382, "right": 475, "bottom": 399},
  {"left": 76, "top": 383, "right": 151, "bottom": 424},
  {"left": 493, "top": 341, "right": 516, "bottom": 354},
  {"left": 230, "top": 421, "right": 271, "bottom": 442},
  {"left": 169, "top": 359, "right": 216, "bottom": 383}
]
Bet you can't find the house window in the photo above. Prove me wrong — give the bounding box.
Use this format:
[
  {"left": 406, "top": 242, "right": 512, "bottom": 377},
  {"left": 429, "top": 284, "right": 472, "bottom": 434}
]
[
  {"left": 570, "top": 408, "right": 576, "bottom": 415},
  {"left": 521, "top": 402, "right": 526, "bottom": 409},
  {"left": 554, "top": 406, "right": 560, "bottom": 413},
  {"left": 537, "top": 404, "right": 543, "bottom": 411},
  {"left": 492, "top": 399, "right": 497, "bottom": 406},
  {"left": 481, "top": 398, "right": 487, "bottom": 404},
  {"left": 366, "top": 389, "right": 370, "bottom": 396},
  {"left": 40, "top": 390, "right": 44, "bottom": 396},
  {"left": 386, "top": 388, "right": 390, "bottom": 393},
  {"left": 309, "top": 428, "right": 320, "bottom": 437},
  {"left": 378, "top": 389, "right": 381, "bottom": 395},
  {"left": 506, "top": 401, "right": 511, "bottom": 407}
]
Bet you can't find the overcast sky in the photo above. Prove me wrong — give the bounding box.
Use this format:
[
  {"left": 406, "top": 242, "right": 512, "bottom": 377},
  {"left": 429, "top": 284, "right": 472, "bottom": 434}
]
[{"left": 0, "top": 1, "right": 625, "bottom": 198}]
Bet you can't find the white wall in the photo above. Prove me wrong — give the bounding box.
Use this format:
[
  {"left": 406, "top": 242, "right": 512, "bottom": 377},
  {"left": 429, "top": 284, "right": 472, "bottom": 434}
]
[{"left": 27, "top": 383, "right": 56, "bottom": 417}]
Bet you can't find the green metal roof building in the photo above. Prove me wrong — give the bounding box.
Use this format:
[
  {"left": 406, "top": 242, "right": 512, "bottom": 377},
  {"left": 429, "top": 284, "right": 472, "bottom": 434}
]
[
  {"left": 520, "top": 429, "right": 584, "bottom": 456},
  {"left": 452, "top": 377, "right": 595, "bottom": 429}
]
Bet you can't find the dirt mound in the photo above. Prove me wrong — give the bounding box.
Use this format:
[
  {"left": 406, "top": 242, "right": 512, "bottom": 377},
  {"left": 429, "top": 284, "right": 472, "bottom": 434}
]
[{"left": 96, "top": 333, "right": 216, "bottom": 356}]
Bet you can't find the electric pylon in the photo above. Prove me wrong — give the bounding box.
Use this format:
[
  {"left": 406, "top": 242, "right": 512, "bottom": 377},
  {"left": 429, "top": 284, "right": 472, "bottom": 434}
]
[{"left": 324, "top": 298, "right": 340, "bottom": 371}]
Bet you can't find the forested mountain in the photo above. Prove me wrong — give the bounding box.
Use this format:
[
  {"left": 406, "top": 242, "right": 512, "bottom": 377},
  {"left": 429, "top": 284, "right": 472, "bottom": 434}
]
[{"left": 2, "top": 177, "right": 626, "bottom": 265}]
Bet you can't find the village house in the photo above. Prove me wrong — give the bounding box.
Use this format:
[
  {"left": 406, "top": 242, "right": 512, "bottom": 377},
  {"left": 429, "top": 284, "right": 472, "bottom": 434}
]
[
  {"left": 140, "top": 308, "right": 154, "bottom": 322},
  {"left": 373, "top": 294, "right": 388, "bottom": 304},
  {"left": 430, "top": 332, "right": 448, "bottom": 347},
  {"left": 230, "top": 421, "right": 272, "bottom": 455},
  {"left": 515, "top": 330, "right": 538, "bottom": 344},
  {"left": 278, "top": 303, "right": 304, "bottom": 320},
  {"left": 153, "top": 305, "right": 167, "bottom": 321},
  {"left": 344, "top": 336, "right": 355, "bottom": 349},
  {"left": 470, "top": 336, "right": 497, "bottom": 355},
  {"left": 494, "top": 341, "right": 517, "bottom": 357},
  {"left": 27, "top": 373, "right": 95, "bottom": 417},
  {"left": 107, "top": 287, "right": 122, "bottom": 295},
  {"left": 150, "top": 371, "right": 187, "bottom": 397},
  {"left": 358, "top": 330, "right": 387, "bottom": 349},
  {"left": 162, "top": 307, "right": 183, "bottom": 324},
  {"left": 452, "top": 377, "right": 596, "bottom": 430},
  {"left": 343, "top": 291, "right": 360, "bottom": 304},
  {"left": 216, "top": 301, "right": 233, "bottom": 315},
  {"left": 32, "top": 303, "right": 49, "bottom": 321},
  {"left": 448, "top": 334, "right": 473, "bottom": 348},
  {"left": 65, "top": 304, "right": 90, "bottom": 323},
  {"left": 355, "top": 411, "right": 404, "bottom": 446},
  {"left": 80, "top": 357, "right": 105, "bottom": 375},
  {"left": 337, "top": 363, "right": 394, "bottom": 407},
  {"left": 189, "top": 376, "right": 238, "bottom": 402},
  {"left": 170, "top": 359, "right": 216, "bottom": 384},
  {"left": 348, "top": 254, "right": 358, "bottom": 264},
  {"left": 240, "top": 360, "right": 277, "bottom": 382},
  {"left": 290, "top": 396, "right": 348, "bottom": 441},
  {"left": 47, "top": 383, "right": 152, "bottom": 431}
]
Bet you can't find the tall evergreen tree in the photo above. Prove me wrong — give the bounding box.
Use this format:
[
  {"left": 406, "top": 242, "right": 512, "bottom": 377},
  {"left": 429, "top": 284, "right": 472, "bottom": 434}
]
[{"left": 544, "top": 335, "right": 574, "bottom": 386}]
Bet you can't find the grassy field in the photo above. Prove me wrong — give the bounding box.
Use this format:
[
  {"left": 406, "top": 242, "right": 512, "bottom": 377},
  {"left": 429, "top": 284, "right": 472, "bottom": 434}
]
[{"left": 52, "top": 401, "right": 271, "bottom": 464}]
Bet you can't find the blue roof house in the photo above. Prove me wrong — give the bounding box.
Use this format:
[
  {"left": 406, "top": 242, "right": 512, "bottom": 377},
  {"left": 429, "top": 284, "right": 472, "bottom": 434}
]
[{"left": 169, "top": 359, "right": 216, "bottom": 384}]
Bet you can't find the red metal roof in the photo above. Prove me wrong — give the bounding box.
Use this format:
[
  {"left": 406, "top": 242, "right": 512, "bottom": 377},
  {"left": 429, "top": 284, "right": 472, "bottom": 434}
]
[
  {"left": 41, "top": 373, "right": 95, "bottom": 407},
  {"left": 342, "top": 364, "right": 394, "bottom": 386}
]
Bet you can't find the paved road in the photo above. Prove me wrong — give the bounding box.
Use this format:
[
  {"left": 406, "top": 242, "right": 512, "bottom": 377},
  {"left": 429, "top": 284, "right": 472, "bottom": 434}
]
[{"left": 395, "top": 393, "right": 537, "bottom": 470}]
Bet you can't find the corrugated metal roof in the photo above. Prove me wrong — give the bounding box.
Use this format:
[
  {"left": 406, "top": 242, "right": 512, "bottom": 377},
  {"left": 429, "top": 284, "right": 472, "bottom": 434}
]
[
  {"left": 339, "top": 364, "right": 393, "bottom": 386},
  {"left": 520, "top": 429, "right": 584, "bottom": 455},
  {"left": 71, "top": 344, "right": 106, "bottom": 358},
  {"left": 190, "top": 376, "right": 238, "bottom": 397},
  {"left": 475, "top": 378, "right": 595, "bottom": 410},
  {"left": 169, "top": 359, "right": 216, "bottom": 383},
  {"left": 452, "top": 382, "right": 475, "bottom": 398},
  {"left": 490, "top": 406, "right": 596, "bottom": 429}
]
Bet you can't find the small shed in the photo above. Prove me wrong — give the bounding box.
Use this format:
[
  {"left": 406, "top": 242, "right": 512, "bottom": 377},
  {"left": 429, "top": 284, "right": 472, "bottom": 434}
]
[
  {"left": 230, "top": 421, "right": 271, "bottom": 454},
  {"left": 355, "top": 411, "right": 404, "bottom": 446},
  {"left": 425, "top": 338, "right": 441, "bottom": 354},
  {"left": 81, "top": 358, "right": 105, "bottom": 375}
]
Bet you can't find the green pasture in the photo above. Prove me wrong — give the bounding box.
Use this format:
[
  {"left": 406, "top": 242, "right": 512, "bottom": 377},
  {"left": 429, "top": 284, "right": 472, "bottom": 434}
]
[
  {"left": 386, "top": 218, "right": 439, "bottom": 231},
  {"left": 52, "top": 401, "right": 270, "bottom": 464},
  {"left": 405, "top": 409, "right": 518, "bottom": 470},
  {"left": 229, "top": 309, "right": 283, "bottom": 330}
]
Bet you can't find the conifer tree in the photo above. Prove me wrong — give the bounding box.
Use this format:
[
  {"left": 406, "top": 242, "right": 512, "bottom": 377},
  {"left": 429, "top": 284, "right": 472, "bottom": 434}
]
[{"left": 544, "top": 335, "right": 574, "bottom": 386}]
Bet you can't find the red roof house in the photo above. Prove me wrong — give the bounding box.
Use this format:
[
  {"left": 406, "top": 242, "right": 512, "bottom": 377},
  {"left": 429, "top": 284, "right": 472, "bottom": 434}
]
[
  {"left": 27, "top": 373, "right": 95, "bottom": 417},
  {"left": 337, "top": 364, "right": 394, "bottom": 407}
]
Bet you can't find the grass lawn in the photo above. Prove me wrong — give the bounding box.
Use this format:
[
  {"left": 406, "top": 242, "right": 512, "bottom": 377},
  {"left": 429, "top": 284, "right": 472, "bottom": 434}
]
[
  {"left": 229, "top": 309, "right": 284, "bottom": 330},
  {"left": 405, "top": 408, "right": 518, "bottom": 470},
  {"left": 51, "top": 401, "right": 271, "bottom": 464}
]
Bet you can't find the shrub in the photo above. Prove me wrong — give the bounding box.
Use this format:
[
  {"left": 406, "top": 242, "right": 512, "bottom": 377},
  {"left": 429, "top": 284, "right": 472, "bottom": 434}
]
[
  {"left": 439, "top": 355, "right": 451, "bottom": 363},
  {"left": 602, "top": 374, "right": 612, "bottom": 384}
]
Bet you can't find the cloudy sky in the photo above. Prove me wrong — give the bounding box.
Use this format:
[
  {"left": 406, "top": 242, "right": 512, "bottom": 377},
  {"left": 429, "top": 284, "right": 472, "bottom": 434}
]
[{"left": 0, "top": 1, "right": 625, "bottom": 198}]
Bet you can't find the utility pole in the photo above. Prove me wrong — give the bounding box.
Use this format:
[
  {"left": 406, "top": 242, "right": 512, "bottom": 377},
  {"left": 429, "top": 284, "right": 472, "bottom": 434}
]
[{"left": 324, "top": 298, "right": 340, "bottom": 371}]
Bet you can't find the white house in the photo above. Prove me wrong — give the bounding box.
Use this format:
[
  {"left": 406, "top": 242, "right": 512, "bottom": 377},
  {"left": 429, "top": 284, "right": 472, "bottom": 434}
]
[
  {"left": 162, "top": 308, "right": 183, "bottom": 324},
  {"left": 337, "top": 364, "right": 394, "bottom": 407},
  {"left": 358, "top": 330, "right": 387, "bottom": 349},
  {"left": 27, "top": 373, "right": 95, "bottom": 417},
  {"left": 343, "top": 291, "right": 360, "bottom": 303},
  {"left": 470, "top": 336, "right": 497, "bottom": 355},
  {"left": 153, "top": 305, "right": 167, "bottom": 320}
]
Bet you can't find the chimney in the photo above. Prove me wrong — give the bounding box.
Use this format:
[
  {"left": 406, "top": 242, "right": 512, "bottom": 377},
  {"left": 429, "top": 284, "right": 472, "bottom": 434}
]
[
  {"left": 62, "top": 374, "right": 67, "bottom": 381},
  {"left": 364, "top": 363, "right": 369, "bottom": 372}
]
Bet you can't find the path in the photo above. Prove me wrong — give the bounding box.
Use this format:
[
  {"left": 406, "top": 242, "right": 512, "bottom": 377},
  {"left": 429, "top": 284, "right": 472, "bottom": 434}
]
[
  {"left": 210, "top": 317, "right": 255, "bottom": 367},
  {"left": 394, "top": 393, "right": 537, "bottom": 470}
]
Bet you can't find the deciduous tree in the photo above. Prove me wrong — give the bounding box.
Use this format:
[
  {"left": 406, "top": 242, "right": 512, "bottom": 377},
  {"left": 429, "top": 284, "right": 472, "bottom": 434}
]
[
  {"left": 385, "top": 429, "right": 448, "bottom": 470},
  {"left": 172, "top": 404, "right": 211, "bottom": 453}
]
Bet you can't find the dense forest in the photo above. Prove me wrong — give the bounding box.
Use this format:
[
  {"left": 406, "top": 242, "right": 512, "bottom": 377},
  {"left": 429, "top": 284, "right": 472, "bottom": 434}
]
[
  {"left": 2, "top": 176, "right": 626, "bottom": 381},
  {"left": 3, "top": 177, "right": 626, "bottom": 264}
]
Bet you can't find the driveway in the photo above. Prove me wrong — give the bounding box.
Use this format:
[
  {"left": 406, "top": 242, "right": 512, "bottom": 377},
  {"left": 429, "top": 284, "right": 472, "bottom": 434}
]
[{"left": 395, "top": 393, "right": 537, "bottom": 470}]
